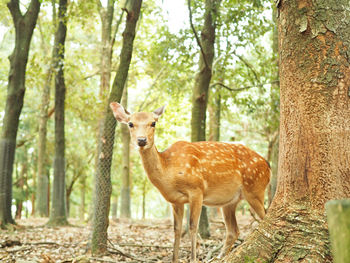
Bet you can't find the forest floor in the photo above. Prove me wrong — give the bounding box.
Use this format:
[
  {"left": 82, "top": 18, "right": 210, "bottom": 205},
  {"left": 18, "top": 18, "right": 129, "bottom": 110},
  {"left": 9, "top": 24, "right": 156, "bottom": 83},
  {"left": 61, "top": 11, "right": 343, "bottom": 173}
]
[{"left": 0, "top": 212, "right": 257, "bottom": 263}]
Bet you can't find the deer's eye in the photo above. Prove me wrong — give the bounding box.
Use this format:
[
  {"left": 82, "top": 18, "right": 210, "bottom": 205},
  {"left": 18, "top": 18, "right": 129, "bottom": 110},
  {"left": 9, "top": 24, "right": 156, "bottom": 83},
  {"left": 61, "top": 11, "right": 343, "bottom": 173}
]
[
  {"left": 128, "top": 122, "right": 134, "bottom": 128},
  {"left": 151, "top": 121, "right": 156, "bottom": 127}
]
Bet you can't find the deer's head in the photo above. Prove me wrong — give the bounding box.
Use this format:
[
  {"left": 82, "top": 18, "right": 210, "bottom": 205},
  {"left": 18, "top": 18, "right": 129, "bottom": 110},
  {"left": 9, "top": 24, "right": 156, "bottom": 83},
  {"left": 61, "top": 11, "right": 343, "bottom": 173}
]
[{"left": 110, "top": 102, "right": 165, "bottom": 150}]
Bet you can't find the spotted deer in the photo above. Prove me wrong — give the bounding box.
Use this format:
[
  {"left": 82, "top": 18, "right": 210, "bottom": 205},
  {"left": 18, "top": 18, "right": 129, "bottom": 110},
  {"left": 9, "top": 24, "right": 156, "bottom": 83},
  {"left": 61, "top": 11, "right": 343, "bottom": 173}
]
[{"left": 110, "top": 102, "right": 270, "bottom": 262}]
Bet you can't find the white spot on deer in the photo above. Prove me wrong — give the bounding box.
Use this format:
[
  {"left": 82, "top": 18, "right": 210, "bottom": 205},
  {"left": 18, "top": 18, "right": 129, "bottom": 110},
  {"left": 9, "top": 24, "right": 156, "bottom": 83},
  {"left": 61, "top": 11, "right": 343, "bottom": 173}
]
[{"left": 185, "top": 163, "right": 191, "bottom": 168}]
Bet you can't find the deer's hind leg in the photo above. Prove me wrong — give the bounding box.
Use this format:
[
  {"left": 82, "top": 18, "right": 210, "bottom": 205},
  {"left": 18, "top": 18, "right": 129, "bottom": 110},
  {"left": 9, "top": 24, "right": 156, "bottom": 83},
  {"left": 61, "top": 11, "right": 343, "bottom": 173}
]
[{"left": 219, "top": 199, "right": 241, "bottom": 257}]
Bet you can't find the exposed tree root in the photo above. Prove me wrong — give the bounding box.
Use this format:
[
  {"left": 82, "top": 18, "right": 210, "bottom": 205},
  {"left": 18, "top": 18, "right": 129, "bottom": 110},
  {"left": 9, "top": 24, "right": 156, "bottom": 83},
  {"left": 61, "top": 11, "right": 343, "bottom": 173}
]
[{"left": 222, "top": 202, "right": 332, "bottom": 262}]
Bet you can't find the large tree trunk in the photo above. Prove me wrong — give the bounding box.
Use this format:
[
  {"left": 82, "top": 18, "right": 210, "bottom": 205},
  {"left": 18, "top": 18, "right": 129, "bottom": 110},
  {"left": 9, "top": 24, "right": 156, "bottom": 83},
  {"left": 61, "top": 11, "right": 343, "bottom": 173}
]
[
  {"left": 120, "top": 86, "right": 131, "bottom": 218},
  {"left": 224, "top": 1, "right": 350, "bottom": 262},
  {"left": 48, "top": 0, "right": 68, "bottom": 226},
  {"left": 190, "top": 0, "right": 221, "bottom": 239},
  {"left": 91, "top": 0, "right": 142, "bottom": 254},
  {"left": 0, "top": 0, "right": 40, "bottom": 227}
]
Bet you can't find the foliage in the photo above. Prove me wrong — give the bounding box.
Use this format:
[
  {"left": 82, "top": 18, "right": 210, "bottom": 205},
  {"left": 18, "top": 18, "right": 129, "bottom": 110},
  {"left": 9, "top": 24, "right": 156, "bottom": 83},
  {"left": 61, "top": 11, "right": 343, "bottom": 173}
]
[{"left": 0, "top": 0, "right": 278, "bottom": 219}]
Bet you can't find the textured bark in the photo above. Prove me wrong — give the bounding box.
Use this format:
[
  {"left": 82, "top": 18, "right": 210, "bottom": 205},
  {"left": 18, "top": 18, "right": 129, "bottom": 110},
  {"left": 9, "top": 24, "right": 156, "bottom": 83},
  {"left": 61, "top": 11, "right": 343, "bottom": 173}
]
[
  {"left": 0, "top": 0, "right": 40, "bottom": 227},
  {"left": 48, "top": 0, "right": 68, "bottom": 226},
  {"left": 224, "top": 0, "right": 350, "bottom": 262},
  {"left": 91, "top": 0, "right": 142, "bottom": 254},
  {"left": 120, "top": 87, "right": 131, "bottom": 218},
  {"left": 190, "top": 0, "right": 221, "bottom": 239},
  {"left": 92, "top": 0, "right": 116, "bottom": 230}
]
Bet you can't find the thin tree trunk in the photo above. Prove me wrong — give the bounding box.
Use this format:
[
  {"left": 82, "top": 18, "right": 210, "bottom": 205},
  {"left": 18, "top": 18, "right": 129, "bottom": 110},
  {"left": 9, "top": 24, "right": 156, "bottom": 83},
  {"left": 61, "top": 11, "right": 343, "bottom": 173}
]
[
  {"left": 48, "top": 0, "right": 68, "bottom": 226},
  {"left": 91, "top": 0, "right": 117, "bottom": 226},
  {"left": 326, "top": 199, "right": 350, "bottom": 263},
  {"left": 79, "top": 175, "right": 86, "bottom": 221},
  {"left": 267, "top": 7, "right": 280, "bottom": 205},
  {"left": 111, "top": 196, "right": 118, "bottom": 220},
  {"left": 0, "top": 0, "right": 41, "bottom": 227},
  {"left": 208, "top": 91, "right": 221, "bottom": 219},
  {"left": 91, "top": 0, "right": 142, "bottom": 254},
  {"left": 224, "top": 1, "right": 350, "bottom": 262},
  {"left": 142, "top": 181, "right": 146, "bottom": 219},
  {"left": 120, "top": 86, "right": 131, "bottom": 218},
  {"left": 36, "top": 0, "right": 55, "bottom": 218},
  {"left": 15, "top": 161, "right": 27, "bottom": 220},
  {"left": 36, "top": 62, "right": 52, "bottom": 218},
  {"left": 208, "top": 91, "right": 221, "bottom": 142},
  {"left": 190, "top": 0, "right": 221, "bottom": 239}
]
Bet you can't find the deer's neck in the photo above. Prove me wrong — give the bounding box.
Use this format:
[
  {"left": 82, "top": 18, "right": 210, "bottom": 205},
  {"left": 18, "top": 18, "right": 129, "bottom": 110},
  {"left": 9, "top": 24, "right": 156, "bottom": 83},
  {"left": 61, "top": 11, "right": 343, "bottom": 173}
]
[{"left": 139, "top": 145, "right": 164, "bottom": 186}]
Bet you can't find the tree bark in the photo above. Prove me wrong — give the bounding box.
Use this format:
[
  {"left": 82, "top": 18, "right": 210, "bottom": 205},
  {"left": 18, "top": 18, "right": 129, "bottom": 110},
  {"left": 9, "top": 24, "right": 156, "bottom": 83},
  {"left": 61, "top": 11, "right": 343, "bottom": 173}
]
[
  {"left": 208, "top": 91, "right": 221, "bottom": 142},
  {"left": 142, "top": 181, "right": 146, "bottom": 219},
  {"left": 79, "top": 175, "right": 86, "bottom": 221},
  {"left": 120, "top": 86, "right": 131, "bottom": 218},
  {"left": 0, "top": 0, "right": 41, "bottom": 227},
  {"left": 267, "top": 7, "right": 280, "bottom": 205},
  {"left": 97, "top": 0, "right": 115, "bottom": 102},
  {"left": 224, "top": 1, "right": 350, "bottom": 262},
  {"left": 36, "top": 0, "right": 56, "bottom": 218},
  {"left": 91, "top": 0, "right": 142, "bottom": 254},
  {"left": 48, "top": 0, "right": 68, "bottom": 226},
  {"left": 190, "top": 0, "right": 221, "bottom": 239},
  {"left": 15, "top": 159, "right": 27, "bottom": 220}
]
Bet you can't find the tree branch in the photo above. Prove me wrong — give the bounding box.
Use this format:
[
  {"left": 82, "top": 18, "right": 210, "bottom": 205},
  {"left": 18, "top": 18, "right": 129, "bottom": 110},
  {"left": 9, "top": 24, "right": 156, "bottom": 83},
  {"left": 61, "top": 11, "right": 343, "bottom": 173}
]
[
  {"left": 187, "top": 0, "right": 210, "bottom": 69},
  {"left": 110, "top": 2, "right": 128, "bottom": 58},
  {"left": 210, "top": 80, "right": 280, "bottom": 92},
  {"left": 7, "top": 0, "right": 22, "bottom": 24},
  {"left": 231, "top": 50, "right": 260, "bottom": 85}
]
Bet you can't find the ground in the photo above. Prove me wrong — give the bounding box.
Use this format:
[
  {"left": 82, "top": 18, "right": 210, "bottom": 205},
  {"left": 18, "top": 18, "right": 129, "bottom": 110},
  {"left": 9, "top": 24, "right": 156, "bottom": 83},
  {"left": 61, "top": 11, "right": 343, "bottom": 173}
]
[{"left": 0, "top": 212, "right": 256, "bottom": 263}]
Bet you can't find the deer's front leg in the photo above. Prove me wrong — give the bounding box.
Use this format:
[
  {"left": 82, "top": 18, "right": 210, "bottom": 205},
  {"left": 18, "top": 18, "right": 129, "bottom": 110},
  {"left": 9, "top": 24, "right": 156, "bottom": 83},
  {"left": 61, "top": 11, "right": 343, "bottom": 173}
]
[
  {"left": 189, "top": 192, "right": 203, "bottom": 262},
  {"left": 172, "top": 203, "right": 184, "bottom": 263}
]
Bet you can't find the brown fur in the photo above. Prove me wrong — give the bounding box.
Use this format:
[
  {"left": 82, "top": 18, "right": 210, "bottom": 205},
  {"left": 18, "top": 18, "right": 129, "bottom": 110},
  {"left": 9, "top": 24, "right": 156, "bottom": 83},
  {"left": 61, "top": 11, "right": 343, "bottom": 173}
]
[{"left": 110, "top": 102, "right": 270, "bottom": 262}]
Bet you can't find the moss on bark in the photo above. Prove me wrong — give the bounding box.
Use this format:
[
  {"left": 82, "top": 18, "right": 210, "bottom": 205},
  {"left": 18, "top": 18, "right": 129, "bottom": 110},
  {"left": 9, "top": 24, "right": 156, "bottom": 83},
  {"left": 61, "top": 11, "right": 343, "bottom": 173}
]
[{"left": 222, "top": 202, "right": 332, "bottom": 262}]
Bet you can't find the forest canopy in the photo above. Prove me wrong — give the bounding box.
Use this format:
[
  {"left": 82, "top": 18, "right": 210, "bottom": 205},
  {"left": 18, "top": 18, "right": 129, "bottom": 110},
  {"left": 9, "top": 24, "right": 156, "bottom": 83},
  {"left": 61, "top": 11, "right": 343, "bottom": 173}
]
[{"left": 0, "top": 0, "right": 277, "bottom": 220}]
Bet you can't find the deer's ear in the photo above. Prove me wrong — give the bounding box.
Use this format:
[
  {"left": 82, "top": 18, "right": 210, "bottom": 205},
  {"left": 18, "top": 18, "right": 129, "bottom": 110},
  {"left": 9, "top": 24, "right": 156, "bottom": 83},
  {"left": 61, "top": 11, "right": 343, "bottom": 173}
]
[
  {"left": 153, "top": 105, "right": 166, "bottom": 120},
  {"left": 110, "top": 102, "right": 130, "bottom": 124}
]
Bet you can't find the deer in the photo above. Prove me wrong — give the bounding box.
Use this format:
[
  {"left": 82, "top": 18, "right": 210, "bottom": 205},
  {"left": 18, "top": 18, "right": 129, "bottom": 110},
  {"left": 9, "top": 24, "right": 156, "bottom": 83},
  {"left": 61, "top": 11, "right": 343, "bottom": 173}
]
[{"left": 110, "top": 102, "right": 271, "bottom": 262}]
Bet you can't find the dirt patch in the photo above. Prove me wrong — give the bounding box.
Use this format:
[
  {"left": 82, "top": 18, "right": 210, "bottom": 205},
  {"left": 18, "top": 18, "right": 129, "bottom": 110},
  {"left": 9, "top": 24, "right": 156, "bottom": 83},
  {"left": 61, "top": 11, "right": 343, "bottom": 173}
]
[{"left": 0, "top": 212, "right": 256, "bottom": 262}]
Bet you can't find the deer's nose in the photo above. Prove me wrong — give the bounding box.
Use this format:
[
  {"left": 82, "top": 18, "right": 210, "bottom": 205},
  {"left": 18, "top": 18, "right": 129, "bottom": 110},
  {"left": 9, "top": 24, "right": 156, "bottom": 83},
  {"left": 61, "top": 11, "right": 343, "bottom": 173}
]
[{"left": 137, "top": 137, "right": 147, "bottom": 147}]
